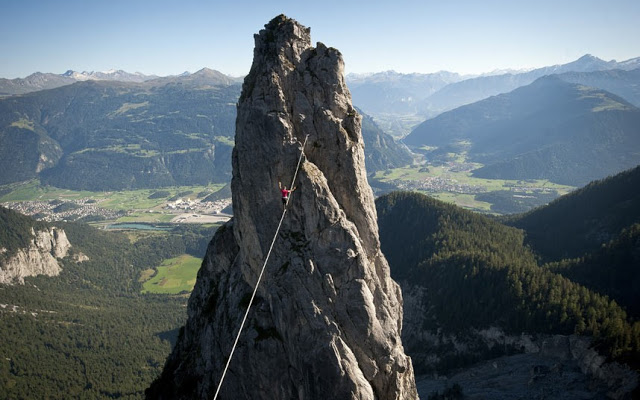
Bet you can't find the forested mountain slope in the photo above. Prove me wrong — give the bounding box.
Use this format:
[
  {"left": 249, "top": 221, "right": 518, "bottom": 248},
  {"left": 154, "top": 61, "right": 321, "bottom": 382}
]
[
  {"left": 404, "top": 76, "right": 640, "bottom": 186},
  {"left": 376, "top": 191, "right": 640, "bottom": 373},
  {"left": 0, "top": 78, "right": 239, "bottom": 189},
  {"left": 506, "top": 165, "right": 640, "bottom": 261},
  {"left": 547, "top": 223, "right": 640, "bottom": 320},
  {"left": 0, "top": 209, "right": 216, "bottom": 398},
  {"left": 0, "top": 76, "right": 408, "bottom": 190}
]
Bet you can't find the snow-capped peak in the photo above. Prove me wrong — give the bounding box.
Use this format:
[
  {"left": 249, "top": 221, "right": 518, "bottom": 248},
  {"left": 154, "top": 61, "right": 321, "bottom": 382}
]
[{"left": 59, "top": 69, "right": 156, "bottom": 82}]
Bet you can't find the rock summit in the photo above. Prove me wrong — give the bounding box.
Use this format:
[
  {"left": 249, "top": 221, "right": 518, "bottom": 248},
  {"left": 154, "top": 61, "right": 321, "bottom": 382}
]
[{"left": 147, "top": 15, "right": 417, "bottom": 400}]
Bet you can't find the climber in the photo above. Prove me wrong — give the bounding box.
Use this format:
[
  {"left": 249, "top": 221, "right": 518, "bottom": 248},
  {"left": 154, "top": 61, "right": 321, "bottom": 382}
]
[{"left": 279, "top": 181, "right": 296, "bottom": 207}]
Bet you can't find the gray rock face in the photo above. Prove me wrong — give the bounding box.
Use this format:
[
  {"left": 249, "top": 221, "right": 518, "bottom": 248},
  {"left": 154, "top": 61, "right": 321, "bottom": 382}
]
[
  {"left": 0, "top": 227, "right": 70, "bottom": 284},
  {"left": 415, "top": 336, "right": 638, "bottom": 400},
  {"left": 147, "top": 15, "right": 417, "bottom": 400}
]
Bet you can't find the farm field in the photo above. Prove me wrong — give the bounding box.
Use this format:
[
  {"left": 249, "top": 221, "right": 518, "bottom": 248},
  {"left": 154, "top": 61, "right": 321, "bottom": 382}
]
[
  {"left": 0, "top": 180, "right": 229, "bottom": 226},
  {"left": 0, "top": 180, "right": 225, "bottom": 208},
  {"left": 141, "top": 254, "right": 203, "bottom": 294},
  {"left": 373, "top": 161, "right": 575, "bottom": 213}
]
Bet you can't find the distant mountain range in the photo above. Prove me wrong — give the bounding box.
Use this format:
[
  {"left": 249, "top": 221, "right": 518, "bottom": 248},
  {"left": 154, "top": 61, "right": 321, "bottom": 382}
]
[
  {"left": 0, "top": 70, "right": 408, "bottom": 190},
  {"left": 0, "top": 74, "right": 241, "bottom": 189},
  {"left": 61, "top": 69, "right": 158, "bottom": 82},
  {"left": 142, "top": 68, "right": 242, "bottom": 87},
  {"left": 345, "top": 54, "right": 640, "bottom": 135},
  {"left": 0, "top": 68, "right": 243, "bottom": 96},
  {"left": 0, "top": 69, "right": 154, "bottom": 96},
  {"left": 4, "top": 54, "right": 638, "bottom": 118},
  {"left": 2, "top": 54, "right": 639, "bottom": 190},
  {"left": 404, "top": 75, "right": 640, "bottom": 186},
  {"left": 418, "top": 55, "right": 640, "bottom": 118},
  {"left": 346, "top": 70, "right": 466, "bottom": 115},
  {"left": 8, "top": 54, "right": 636, "bottom": 112}
]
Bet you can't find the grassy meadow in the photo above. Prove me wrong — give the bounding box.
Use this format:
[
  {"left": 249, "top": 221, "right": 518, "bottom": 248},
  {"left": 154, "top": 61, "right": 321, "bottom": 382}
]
[{"left": 141, "top": 254, "right": 202, "bottom": 294}]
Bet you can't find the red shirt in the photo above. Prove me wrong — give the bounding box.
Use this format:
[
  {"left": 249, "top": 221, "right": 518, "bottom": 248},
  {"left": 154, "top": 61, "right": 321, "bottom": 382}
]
[{"left": 281, "top": 188, "right": 290, "bottom": 198}]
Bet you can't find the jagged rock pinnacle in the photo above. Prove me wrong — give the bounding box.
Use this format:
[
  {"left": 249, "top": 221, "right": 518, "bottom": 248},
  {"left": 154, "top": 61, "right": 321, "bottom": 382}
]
[{"left": 147, "top": 15, "right": 417, "bottom": 400}]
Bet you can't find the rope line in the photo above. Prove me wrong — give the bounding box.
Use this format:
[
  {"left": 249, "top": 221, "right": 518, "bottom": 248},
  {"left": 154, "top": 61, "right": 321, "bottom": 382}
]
[{"left": 212, "top": 134, "right": 309, "bottom": 400}]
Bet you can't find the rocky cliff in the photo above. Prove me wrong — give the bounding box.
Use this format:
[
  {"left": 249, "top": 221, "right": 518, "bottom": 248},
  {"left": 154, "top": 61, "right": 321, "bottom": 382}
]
[
  {"left": 0, "top": 227, "right": 70, "bottom": 284},
  {"left": 147, "top": 15, "right": 417, "bottom": 400},
  {"left": 414, "top": 329, "right": 638, "bottom": 399}
]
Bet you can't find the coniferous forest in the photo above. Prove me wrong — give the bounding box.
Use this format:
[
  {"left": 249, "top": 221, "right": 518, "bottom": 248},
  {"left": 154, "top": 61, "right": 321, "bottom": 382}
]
[
  {"left": 376, "top": 187, "right": 640, "bottom": 373},
  {"left": 0, "top": 207, "right": 216, "bottom": 399}
]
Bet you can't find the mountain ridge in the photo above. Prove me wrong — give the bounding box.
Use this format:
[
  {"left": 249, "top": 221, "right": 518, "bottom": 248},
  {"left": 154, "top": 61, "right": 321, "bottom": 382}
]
[
  {"left": 417, "top": 54, "right": 640, "bottom": 118},
  {"left": 404, "top": 75, "right": 640, "bottom": 186},
  {"left": 0, "top": 68, "right": 239, "bottom": 96},
  {"left": 0, "top": 71, "right": 408, "bottom": 190},
  {"left": 505, "top": 165, "right": 640, "bottom": 261},
  {"left": 0, "top": 78, "right": 240, "bottom": 189}
]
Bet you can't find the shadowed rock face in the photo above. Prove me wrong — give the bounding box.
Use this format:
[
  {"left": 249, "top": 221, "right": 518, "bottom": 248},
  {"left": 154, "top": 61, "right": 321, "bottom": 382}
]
[{"left": 147, "top": 15, "right": 417, "bottom": 400}]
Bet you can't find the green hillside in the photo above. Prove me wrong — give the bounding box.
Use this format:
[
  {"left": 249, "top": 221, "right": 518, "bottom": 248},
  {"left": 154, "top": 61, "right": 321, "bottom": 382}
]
[
  {"left": 0, "top": 78, "right": 410, "bottom": 191},
  {"left": 376, "top": 191, "right": 640, "bottom": 372},
  {"left": 403, "top": 76, "right": 640, "bottom": 186},
  {"left": 0, "top": 79, "right": 239, "bottom": 189},
  {"left": 506, "top": 165, "right": 640, "bottom": 261},
  {"left": 548, "top": 223, "right": 640, "bottom": 319},
  {"left": 0, "top": 210, "right": 217, "bottom": 399}
]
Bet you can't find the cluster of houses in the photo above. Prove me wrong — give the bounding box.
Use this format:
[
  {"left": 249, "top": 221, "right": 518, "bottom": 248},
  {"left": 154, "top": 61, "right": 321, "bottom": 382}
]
[
  {"left": 164, "top": 197, "right": 232, "bottom": 215},
  {"left": 391, "top": 177, "right": 486, "bottom": 194},
  {"left": 3, "top": 199, "right": 123, "bottom": 222}
]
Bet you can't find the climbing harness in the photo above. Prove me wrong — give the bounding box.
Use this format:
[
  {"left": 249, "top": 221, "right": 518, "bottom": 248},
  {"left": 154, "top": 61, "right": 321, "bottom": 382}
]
[{"left": 212, "top": 134, "right": 309, "bottom": 400}]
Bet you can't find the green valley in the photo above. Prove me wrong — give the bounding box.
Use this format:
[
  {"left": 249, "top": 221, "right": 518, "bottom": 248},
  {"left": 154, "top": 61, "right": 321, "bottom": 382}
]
[
  {"left": 372, "top": 158, "right": 574, "bottom": 213},
  {"left": 0, "top": 180, "right": 229, "bottom": 226},
  {"left": 403, "top": 76, "right": 640, "bottom": 187}
]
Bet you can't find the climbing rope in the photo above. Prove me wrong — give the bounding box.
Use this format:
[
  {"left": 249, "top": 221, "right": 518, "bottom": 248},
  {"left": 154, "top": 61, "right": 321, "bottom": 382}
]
[{"left": 212, "top": 134, "right": 309, "bottom": 400}]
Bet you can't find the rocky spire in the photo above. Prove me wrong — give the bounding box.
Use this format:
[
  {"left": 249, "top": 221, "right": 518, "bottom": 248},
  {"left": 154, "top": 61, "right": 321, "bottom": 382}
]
[{"left": 147, "top": 15, "right": 417, "bottom": 400}]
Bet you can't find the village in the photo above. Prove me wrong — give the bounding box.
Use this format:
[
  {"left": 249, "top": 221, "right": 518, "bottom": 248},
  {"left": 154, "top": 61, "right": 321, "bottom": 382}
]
[
  {"left": 3, "top": 199, "right": 125, "bottom": 222},
  {"left": 3, "top": 196, "right": 233, "bottom": 225},
  {"left": 390, "top": 176, "right": 487, "bottom": 194},
  {"left": 163, "top": 197, "right": 232, "bottom": 224}
]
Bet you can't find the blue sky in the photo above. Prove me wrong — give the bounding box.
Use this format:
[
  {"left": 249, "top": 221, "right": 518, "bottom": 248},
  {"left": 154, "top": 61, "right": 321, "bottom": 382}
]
[{"left": 1, "top": 0, "right": 639, "bottom": 78}]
